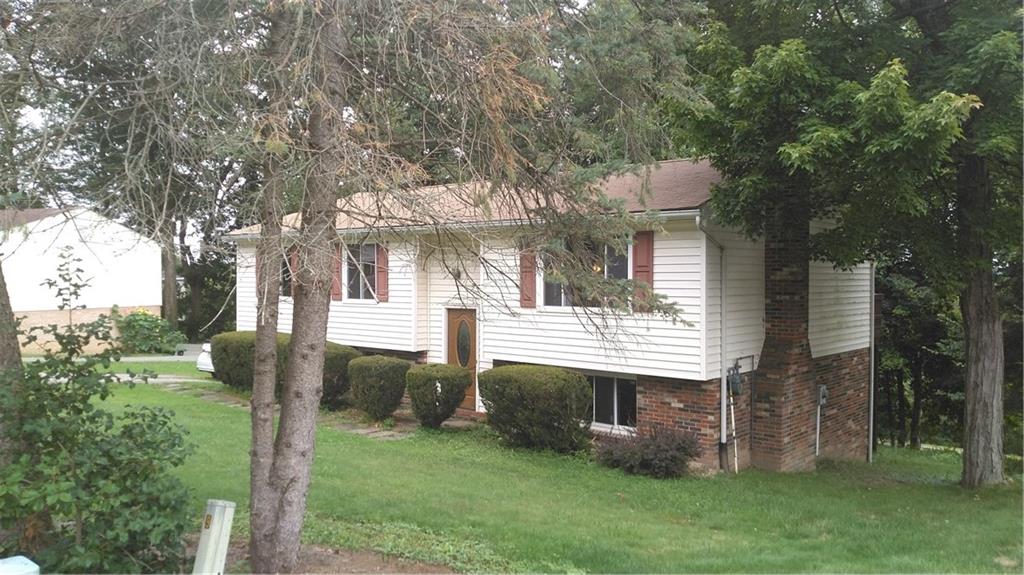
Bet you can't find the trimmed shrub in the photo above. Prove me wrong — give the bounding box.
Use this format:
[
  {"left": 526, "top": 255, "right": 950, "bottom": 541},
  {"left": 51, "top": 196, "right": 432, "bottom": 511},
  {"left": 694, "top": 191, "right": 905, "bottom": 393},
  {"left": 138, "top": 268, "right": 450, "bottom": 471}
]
[
  {"left": 406, "top": 364, "right": 471, "bottom": 428},
  {"left": 478, "top": 365, "right": 591, "bottom": 453},
  {"left": 209, "top": 331, "right": 360, "bottom": 409},
  {"left": 349, "top": 355, "right": 412, "bottom": 420},
  {"left": 113, "top": 307, "right": 187, "bottom": 354},
  {"left": 595, "top": 427, "right": 702, "bottom": 478}
]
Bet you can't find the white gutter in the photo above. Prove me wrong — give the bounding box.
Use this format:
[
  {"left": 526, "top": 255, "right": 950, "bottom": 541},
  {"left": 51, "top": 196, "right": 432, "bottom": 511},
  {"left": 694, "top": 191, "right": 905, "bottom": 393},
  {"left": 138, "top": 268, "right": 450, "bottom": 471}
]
[
  {"left": 222, "top": 209, "right": 705, "bottom": 243},
  {"left": 868, "top": 262, "right": 876, "bottom": 463},
  {"left": 696, "top": 211, "right": 728, "bottom": 470}
]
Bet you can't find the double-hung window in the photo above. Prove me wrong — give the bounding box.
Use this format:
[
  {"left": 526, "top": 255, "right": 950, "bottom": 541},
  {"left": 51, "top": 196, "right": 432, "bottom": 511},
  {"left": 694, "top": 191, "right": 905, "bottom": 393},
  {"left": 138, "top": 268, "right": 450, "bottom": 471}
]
[
  {"left": 589, "top": 375, "right": 637, "bottom": 429},
  {"left": 543, "top": 242, "right": 629, "bottom": 307},
  {"left": 346, "top": 243, "right": 377, "bottom": 300}
]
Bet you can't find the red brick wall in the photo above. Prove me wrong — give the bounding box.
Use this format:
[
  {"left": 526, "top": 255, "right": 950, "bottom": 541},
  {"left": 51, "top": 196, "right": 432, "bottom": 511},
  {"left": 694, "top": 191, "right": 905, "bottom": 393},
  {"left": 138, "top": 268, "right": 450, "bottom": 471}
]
[
  {"left": 634, "top": 349, "right": 868, "bottom": 472},
  {"left": 813, "top": 348, "right": 870, "bottom": 460},
  {"left": 636, "top": 375, "right": 720, "bottom": 467}
]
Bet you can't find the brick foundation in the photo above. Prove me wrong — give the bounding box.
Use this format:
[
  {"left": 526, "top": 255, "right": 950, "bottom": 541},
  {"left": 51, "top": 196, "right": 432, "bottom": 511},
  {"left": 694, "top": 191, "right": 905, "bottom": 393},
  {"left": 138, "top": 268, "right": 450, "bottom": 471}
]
[
  {"left": 635, "top": 348, "right": 867, "bottom": 472},
  {"left": 16, "top": 305, "right": 161, "bottom": 355},
  {"left": 813, "top": 348, "right": 870, "bottom": 460}
]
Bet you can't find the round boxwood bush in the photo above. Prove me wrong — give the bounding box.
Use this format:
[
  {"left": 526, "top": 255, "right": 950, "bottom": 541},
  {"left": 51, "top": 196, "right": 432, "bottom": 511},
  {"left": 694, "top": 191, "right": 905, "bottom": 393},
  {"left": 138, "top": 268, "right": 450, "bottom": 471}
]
[
  {"left": 406, "top": 363, "right": 471, "bottom": 428},
  {"left": 478, "top": 364, "right": 592, "bottom": 453},
  {"left": 209, "top": 331, "right": 360, "bottom": 409},
  {"left": 349, "top": 355, "right": 412, "bottom": 420}
]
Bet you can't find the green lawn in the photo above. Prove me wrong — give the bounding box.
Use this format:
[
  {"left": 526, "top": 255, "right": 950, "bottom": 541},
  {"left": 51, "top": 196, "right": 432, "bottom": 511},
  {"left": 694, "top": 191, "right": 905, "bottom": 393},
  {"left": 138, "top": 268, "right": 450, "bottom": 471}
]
[
  {"left": 100, "top": 361, "right": 211, "bottom": 379},
  {"left": 102, "top": 383, "right": 1023, "bottom": 573}
]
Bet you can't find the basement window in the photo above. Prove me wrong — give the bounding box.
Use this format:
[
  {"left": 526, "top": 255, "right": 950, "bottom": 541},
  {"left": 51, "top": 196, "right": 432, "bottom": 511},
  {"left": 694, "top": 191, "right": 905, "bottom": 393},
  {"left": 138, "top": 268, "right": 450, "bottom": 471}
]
[{"left": 588, "top": 375, "right": 637, "bottom": 429}]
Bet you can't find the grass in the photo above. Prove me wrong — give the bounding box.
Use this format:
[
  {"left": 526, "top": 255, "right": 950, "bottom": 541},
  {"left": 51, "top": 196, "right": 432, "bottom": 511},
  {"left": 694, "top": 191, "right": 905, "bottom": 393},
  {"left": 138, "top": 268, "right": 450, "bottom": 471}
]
[
  {"left": 100, "top": 361, "right": 211, "bottom": 379},
  {"left": 102, "top": 382, "right": 1023, "bottom": 573}
]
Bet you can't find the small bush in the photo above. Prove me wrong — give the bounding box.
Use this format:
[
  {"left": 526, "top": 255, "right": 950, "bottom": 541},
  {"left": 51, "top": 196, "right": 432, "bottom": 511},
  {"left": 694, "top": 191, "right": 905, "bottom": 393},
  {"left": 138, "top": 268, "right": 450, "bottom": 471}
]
[
  {"left": 406, "top": 364, "right": 471, "bottom": 428},
  {"left": 349, "top": 355, "right": 412, "bottom": 420},
  {"left": 595, "top": 427, "right": 702, "bottom": 478},
  {"left": 209, "top": 331, "right": 360, "bottom": 409},
  {"left": 478, "top": 365, "right": 591, "bottom": 453},
  {"left": 0, "top": 249, "right": 192, "bottom": 573},
  {"left": 113, "top": 307, "right": 187, "bottom": 354}
]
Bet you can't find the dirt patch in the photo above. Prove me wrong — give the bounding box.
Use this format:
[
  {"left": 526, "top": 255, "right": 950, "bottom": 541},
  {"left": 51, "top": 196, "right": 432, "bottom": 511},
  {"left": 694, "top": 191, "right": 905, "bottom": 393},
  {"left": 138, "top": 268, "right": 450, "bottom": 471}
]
[{"left": 219, "top": 540, "right": 453, "bottom": 574}]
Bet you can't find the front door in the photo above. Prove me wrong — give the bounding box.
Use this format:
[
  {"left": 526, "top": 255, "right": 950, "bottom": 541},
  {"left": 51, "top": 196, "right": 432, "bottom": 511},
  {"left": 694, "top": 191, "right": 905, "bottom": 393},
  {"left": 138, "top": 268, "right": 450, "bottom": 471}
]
[{"left": 446, "top": 308, "right": 477, "bottom": 410}]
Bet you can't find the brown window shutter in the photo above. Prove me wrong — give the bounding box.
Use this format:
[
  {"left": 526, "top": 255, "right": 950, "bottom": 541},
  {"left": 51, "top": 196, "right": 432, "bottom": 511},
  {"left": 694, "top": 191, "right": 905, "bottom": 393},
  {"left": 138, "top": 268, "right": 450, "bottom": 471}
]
[
  {"left": 254, "top": 251, "right": 262, "bottom": 291},
  {"left": 519, "top": 251, "right": 536, "bottom": 308},
  {"left": 331, "top": 244, "right": 343, "bottom": 301},
  {"left": 375, "top": 243, "right": 389, "bottom": 302},
  {"left": 289, "top": 247, "right": 299, "bottom": 298},
  {"left": 632, "top": 231, "right": 654, "bottom": 304}
]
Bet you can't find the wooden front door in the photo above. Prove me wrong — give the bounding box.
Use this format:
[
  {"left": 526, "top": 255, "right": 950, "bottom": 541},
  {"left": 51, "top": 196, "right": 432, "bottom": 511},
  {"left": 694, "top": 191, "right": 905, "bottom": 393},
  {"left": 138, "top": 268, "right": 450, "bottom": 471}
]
[{"left": 446, "top": 308, "right": 477, "bottom": 409}]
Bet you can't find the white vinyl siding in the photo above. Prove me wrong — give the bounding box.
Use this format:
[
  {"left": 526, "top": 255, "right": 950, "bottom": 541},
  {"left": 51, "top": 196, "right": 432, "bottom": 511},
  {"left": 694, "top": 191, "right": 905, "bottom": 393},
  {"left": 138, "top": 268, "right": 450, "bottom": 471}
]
[
  {"left": 1, "top": 210, "right": 161, "bottom": 312},
  {"left": 478, "top": 220, "right": 704, "bottom": 380},
  {"left": 809, "top": 260, "right": 871, "bottom": 357},
  {"left": 703, "top": 223, "right": 765, "bottom": 379},
  {"left": 235, "top": 241, "right": 419, "bottom": 351}
]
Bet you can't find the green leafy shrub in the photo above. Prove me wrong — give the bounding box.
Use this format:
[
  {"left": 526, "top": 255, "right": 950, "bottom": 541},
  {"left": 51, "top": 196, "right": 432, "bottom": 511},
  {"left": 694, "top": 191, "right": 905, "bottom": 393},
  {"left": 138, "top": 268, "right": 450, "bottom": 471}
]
[
  {"left": 0, "top": 248, "right": 192, "bottom": 573},
  {"left": 595, "top": 427, "right": 702, "bottom": 478},
  {"left": 349, "top": 355, "right": 412, "bottom": 420},
  {"left": 209, "top": 331, "right": 360, "bottom": 409},
  {"left": 478, "top": 365, "right": 591, "bottom": 453},
  {"left": 406, "top": 363, "right": 471, "bottom": 428},
  {"left": 113, "top": 307, "right": 187, "bottom": 354}
]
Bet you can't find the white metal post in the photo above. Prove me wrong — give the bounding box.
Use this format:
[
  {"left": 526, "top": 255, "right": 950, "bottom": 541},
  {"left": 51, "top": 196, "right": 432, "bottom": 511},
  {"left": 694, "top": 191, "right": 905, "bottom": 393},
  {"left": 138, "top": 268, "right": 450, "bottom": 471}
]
[{"left": 192, "top": 499, "right": 236, "bottom": 575}]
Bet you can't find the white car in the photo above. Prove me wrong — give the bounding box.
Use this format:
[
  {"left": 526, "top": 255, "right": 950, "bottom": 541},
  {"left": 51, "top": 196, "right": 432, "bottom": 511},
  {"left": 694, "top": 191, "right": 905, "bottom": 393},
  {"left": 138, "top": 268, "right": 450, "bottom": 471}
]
[{"left": 196, "top": 342, "right": 215, "bottom": 374}]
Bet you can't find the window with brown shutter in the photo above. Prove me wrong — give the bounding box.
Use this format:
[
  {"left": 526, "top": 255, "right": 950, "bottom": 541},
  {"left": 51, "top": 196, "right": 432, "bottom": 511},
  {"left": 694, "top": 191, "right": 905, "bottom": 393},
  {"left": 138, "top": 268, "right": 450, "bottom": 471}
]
[{"left": 519, "top": 251, "right": 536, "bottom": 308}]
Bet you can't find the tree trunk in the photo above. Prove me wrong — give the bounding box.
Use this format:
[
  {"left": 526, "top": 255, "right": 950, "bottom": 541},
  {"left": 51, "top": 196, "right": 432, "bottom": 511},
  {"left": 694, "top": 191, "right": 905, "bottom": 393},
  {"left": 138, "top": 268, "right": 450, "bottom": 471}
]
[
  {"left": 249, "top": 3, "right": 292, "bottom": 572},
  {"left": 957, "top": 152, "right": 1004, "bottom": 488},
  {"left": 0, "top": 258, "right": 23, "bottom": 465},
  {"left": 260, "top": 2, "right": 347, "bottom": 568},
  {"left": 249, "top": 1, "right": 348, "bottom": 571},
  {"left": 887, "top": 371, "right": 897, "bottom": 447},
  {"left": 896, "top": 375, "right": 907, "bottom": 447},
  {"left": 910, "top": 358, "right": 923, "bottom": 449},
  {"left": 161, "top": 223, "right": 179, "bottom": 330}
]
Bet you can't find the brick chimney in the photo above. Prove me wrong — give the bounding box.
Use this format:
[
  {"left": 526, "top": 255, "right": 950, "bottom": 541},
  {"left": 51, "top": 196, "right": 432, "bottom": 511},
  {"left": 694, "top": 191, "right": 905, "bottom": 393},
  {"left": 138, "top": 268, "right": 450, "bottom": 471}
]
[{"left": 750, "top": 201, "right": 817, "bottom": 471}]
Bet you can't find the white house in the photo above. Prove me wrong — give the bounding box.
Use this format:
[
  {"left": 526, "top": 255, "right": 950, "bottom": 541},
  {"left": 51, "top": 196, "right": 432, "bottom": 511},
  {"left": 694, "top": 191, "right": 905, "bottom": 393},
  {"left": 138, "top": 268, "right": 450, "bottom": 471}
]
[
  {"left": 0, "top": 208, "right": 162, "bottom": 353},
  {"left": 228, "top": 160, "right": 873, "bottom": 471}
]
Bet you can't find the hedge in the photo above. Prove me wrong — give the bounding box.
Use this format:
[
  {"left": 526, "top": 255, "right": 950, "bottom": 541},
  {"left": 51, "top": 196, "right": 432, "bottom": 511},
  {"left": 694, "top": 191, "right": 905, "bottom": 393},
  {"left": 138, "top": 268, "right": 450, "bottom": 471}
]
[
  {"left": 349, "top": 355, "right": 412, "bottom": 420},
  {"left": 478, "top": 364, "right": 592, "bottom": 453},
  {"left": 209, "top": 331, "right": 361, "bottom": 409},
  {"left": 406, "top": 363, "right": 471, "bottom": 428}
]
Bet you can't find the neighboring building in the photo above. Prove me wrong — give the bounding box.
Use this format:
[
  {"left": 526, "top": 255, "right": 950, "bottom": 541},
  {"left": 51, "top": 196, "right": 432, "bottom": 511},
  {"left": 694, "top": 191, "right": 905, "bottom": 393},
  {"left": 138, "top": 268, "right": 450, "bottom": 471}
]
[
  {"left": 227, "top": 160, "right": 873, "bottom": 472},
  {"left": 0, "top": 208, "right": 162, "bottom": 353}
]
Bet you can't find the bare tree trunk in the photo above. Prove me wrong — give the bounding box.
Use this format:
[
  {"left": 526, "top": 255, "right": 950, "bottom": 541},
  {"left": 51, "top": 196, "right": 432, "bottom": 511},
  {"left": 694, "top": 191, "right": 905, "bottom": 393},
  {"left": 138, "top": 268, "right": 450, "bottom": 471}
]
[
  {"left": 910, "top": 359, "right": 923, "bottom": 449},
  {"left": 896, "top": 375, "right": 907, "bottom": 447},
  {"left": 0, "top": 258, "right": 23, "bottom": 465},
  {"left": 249, "top": 3, "right": 292, "bottom": 572},
  {"left": 161, "top": 223, "right": 179, "bottom": 330},
  {"left": 259, "top": 3, "right": 347, "bottom": 569},
  {"left": 958, "top": 152, "right": 1004, "bottom": 488}
]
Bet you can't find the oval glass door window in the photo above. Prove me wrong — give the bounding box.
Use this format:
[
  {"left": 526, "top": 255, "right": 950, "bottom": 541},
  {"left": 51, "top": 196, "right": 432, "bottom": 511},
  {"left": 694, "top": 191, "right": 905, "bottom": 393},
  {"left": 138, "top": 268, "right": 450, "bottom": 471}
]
[{"left": 456, "top": 319, "right": 471, "bottom": 367}]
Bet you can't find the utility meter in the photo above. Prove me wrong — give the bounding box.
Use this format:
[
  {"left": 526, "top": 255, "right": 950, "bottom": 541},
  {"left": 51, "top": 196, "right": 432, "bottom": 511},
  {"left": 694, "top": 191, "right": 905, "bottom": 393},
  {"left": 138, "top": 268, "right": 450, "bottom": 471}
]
[
  {"left": 818, "top": 384, "right": 829, "bottom": 406},
  {"left": 727, "top": 361, "right": 742, "bottom": 395}
]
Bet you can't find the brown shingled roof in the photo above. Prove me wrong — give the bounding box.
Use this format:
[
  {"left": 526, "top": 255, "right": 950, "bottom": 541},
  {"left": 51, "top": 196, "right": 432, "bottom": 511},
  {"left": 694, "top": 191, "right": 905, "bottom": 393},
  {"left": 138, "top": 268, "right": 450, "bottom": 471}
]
[
  {"left": 229, "top": 159, "right": 718, "bottom": 237},
  {"left": 0, "top": 208, "right": 67, "bottom": 232}
]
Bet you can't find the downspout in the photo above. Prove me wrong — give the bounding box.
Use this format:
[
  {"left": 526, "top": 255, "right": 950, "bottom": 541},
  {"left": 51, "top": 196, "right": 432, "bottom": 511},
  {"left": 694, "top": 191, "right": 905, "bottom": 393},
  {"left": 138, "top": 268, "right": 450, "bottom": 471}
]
[
  {"left": 868, "top": 262, "right": 876, "bottom": 463},
  {"left": 697, "top": 212, "right": 728, "bottom": 471}
]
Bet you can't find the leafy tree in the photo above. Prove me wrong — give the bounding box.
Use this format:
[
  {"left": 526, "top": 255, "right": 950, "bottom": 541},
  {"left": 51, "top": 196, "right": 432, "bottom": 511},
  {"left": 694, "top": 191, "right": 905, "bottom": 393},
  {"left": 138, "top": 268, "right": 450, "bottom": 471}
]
[
  {"left": 670, "top": 0, "right": 1020, "bottom": 486},
  {"left": 0, "top": 249, "right": 192, "bottom": 573}
]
